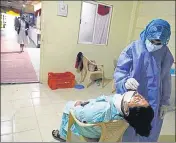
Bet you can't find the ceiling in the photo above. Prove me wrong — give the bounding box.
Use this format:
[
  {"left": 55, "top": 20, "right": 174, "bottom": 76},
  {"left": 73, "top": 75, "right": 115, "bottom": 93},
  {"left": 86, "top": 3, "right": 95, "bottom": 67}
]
[{"left": 1, "top": 0, "right": 40, "bottom": 10}]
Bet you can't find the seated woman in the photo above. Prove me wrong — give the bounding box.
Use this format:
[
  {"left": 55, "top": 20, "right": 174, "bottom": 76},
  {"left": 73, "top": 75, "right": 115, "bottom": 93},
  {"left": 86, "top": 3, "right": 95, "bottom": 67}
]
[{"left": 52, "top": 91, "right": 154, "bottom": 142}]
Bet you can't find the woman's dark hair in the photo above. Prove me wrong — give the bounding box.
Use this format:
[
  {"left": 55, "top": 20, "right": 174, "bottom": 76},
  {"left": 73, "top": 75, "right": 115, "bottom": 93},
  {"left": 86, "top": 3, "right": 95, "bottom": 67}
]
[{"left": 124, "top": 105, "right": 154, "bottom": 137}]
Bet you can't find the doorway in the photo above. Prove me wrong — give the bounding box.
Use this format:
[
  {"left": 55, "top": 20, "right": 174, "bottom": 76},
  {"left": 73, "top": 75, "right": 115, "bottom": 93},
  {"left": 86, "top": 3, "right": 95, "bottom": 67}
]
[{"left": 1, "top": 9, "right": 40, "bottom": 84}]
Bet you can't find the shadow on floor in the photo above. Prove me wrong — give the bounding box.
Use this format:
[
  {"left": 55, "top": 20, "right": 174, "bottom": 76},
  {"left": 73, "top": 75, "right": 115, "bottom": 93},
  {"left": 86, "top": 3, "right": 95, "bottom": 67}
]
[
  {"left": 103, "top": 78, "right": 113, "bottom": 88},
  {"left": 85, "top": 78, "right": 112, "bottom": 88}
]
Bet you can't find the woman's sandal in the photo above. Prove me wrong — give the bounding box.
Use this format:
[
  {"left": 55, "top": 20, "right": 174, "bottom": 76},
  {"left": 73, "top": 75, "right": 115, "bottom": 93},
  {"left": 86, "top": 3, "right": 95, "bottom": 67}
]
[{"left": 52, "top": 130, "right": 66, "bottom": 142}]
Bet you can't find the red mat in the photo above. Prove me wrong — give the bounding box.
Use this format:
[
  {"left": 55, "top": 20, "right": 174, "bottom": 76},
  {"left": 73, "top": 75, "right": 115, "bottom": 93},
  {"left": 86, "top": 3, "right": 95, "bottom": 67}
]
[{"left": 1, "top": 31, "right": 38, "bottom": 84}]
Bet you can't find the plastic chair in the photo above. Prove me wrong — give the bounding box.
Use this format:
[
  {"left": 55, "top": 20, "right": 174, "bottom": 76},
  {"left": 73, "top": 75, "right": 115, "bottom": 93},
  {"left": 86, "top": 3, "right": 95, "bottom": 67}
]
[
  {"left": 80, "top": 56, "right": 104, "bottom": 88},
  {"left": 67, "top": 110, "right": 129, "bottom": 142}
]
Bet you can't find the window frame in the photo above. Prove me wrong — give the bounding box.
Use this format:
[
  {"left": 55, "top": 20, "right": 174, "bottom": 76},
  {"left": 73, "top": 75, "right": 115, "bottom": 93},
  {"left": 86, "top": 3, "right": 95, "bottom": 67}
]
[{"left": 77, "top": 1, "right": 113, "bottom": 46}]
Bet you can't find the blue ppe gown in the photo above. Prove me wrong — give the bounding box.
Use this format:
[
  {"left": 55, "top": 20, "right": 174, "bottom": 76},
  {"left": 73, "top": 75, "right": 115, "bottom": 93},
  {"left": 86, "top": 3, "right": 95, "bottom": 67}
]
[{"left": 114, "top": 19, "right": 174, "bottom": 142}]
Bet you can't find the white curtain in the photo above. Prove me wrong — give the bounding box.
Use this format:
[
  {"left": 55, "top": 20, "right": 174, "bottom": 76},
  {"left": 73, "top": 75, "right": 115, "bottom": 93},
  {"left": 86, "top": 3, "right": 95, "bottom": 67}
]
[{"left": 93, "top": 11, "right": 110, "bottom": 44}]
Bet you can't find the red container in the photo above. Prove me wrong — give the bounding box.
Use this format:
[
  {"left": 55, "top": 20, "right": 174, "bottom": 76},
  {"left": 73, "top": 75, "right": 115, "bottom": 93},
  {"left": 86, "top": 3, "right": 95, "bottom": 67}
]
[{"left": 48, "top": 72, "right": 75, "bottom": 90}]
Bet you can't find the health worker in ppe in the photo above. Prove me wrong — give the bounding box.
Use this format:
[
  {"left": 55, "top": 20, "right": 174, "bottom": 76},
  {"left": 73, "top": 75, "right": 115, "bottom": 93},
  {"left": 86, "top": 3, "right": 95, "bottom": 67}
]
[{"left": 114, "top": 19, "right": 174, "bottom": 142}]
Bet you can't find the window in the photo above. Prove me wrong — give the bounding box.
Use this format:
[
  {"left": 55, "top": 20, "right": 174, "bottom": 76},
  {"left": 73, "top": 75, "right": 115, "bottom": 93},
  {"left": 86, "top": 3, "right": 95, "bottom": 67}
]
[{"left": 78, "top": 1, "right": 112, "bottom": 45}]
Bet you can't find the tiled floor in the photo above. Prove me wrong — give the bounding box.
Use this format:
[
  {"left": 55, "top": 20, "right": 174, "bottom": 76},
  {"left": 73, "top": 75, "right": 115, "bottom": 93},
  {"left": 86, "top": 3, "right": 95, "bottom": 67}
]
[
  {"left": 1, "top": 82, "right": 175, "bottom": 142},
  {"left": 0, "top": 82, "right": 111, "bottom": 142}
]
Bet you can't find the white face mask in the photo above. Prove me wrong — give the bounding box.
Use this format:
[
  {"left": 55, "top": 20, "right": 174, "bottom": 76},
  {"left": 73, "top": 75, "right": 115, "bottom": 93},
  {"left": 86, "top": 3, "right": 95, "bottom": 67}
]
[
  {"left": 145, "top": 39, "right": 163, "bottom": 52},
  {"left": 123, "top": 91, "right": 136, "bottom": 103}
]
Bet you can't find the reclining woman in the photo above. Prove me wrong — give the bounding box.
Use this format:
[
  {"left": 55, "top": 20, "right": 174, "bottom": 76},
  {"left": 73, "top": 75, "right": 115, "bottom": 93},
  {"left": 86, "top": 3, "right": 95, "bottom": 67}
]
[{"left": 52, "top": 91, "right": 154, "bottom": 142}]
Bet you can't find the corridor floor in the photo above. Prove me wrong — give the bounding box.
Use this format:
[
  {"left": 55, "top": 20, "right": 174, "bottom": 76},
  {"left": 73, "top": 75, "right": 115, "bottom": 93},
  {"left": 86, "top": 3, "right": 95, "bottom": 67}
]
[
  {"left": 1, "top": 30, "right": 40, "bottom": 83},
  {"left": 26, "top": 42, "right": 40, "bottom": 81},
  {"left": 1, "top": 14, "right": 40, "bottom": 83},
  {"left": 1, "top": 83, "right": 175, "bottom": 142}
]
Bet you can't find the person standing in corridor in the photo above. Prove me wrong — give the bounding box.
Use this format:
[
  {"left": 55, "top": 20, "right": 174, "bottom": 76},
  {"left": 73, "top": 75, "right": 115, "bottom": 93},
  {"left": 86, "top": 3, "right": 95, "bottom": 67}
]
[{"left": 17, "top": 15, "right": 29, "bottom": 52}]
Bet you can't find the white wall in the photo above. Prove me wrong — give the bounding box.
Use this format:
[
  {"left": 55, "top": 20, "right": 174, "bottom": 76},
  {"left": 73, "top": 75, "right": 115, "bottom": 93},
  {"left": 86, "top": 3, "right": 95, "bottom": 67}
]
[
  {"left": 40, "top": 1, "right": 134, "bottom": 83},
  {"left": 40, "top": 1, "right": 175, "bottom": 83}
]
